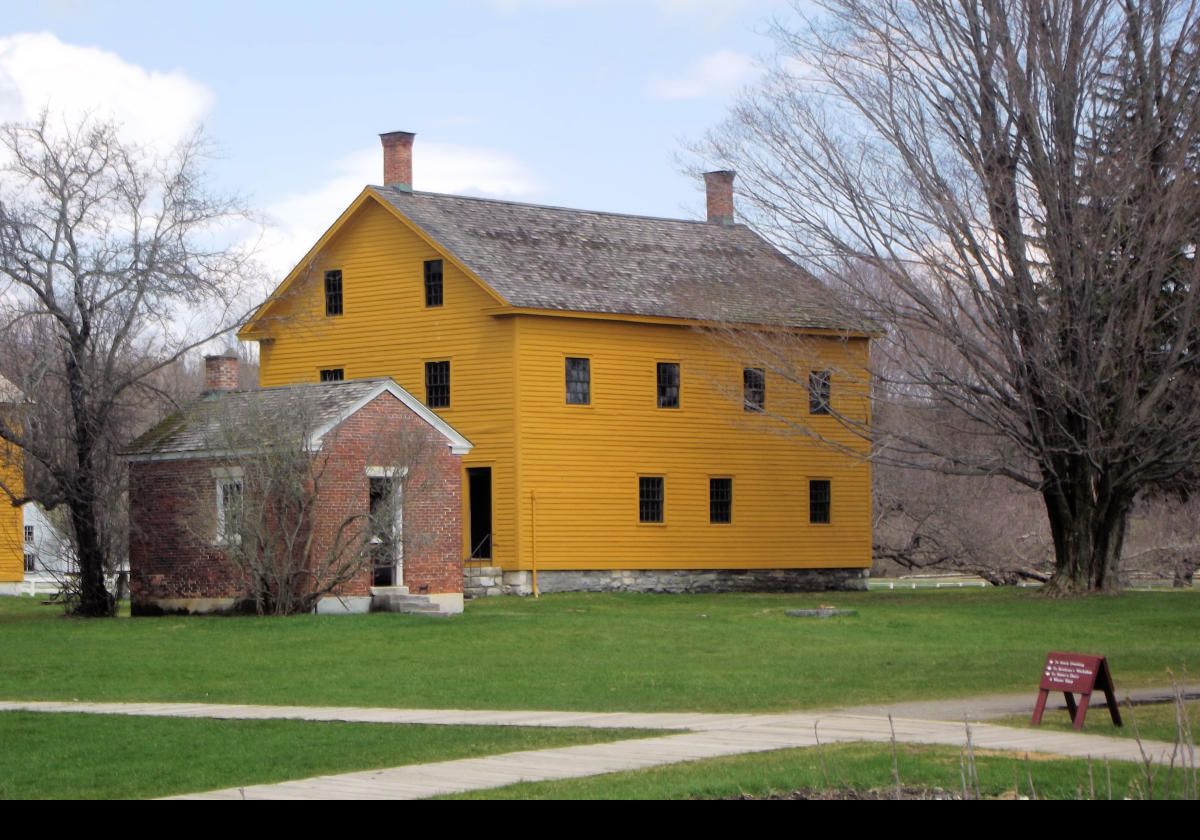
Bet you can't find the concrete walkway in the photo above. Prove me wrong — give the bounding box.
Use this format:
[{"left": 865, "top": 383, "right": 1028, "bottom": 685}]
[
  {"left": 835, "top": 683, "right": 1200, "bottom": 722},
  {"left": 2, "top": 696, "right": 1192, "bottom": 799}
]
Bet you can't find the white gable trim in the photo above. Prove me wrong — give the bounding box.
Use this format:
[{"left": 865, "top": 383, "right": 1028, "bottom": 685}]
[{"left": 309, "top": 379, "right": 473, "bottom": 455}]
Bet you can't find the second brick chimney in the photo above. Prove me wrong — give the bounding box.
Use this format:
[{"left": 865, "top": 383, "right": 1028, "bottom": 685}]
[
  {"left": 704, "top": 170, "right": 736, "bottom": 226},
  {"left": 380, "top": 131, "right": 416, "bottom": 191},
  {"left": 204, "top": 353, "right": 239, "bottom": 393}
]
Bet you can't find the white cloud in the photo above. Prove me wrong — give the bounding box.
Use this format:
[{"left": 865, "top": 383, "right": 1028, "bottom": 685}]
[
  {"left": 0, "top": 32, "right": 213, "bottom": 150},
  {"left": 256, "top": 141, "right": 542, "bottom": 277},
  {"left": 484, "top": 0, "right": 765, "bottom": 22},
  {"left": 654, "top": 0, "right": 767, "bottom": 26},
  {"left": 648, "top": 50, "right": 761, "bottom": 100}
]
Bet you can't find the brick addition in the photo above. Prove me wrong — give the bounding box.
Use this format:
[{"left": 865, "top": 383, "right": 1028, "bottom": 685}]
[{"left": 127, "top": 383, "right": 467, "bottom": 615}]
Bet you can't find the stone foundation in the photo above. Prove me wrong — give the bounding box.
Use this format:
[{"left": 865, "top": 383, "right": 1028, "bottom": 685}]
[
  {"left": 464, "top": 565, "right": 505, "bottom": 598},
  {"left": 464, "top": 567, "right": 868, "bottom": 598}
]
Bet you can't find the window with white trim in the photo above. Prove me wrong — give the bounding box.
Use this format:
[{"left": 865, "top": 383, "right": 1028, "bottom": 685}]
[{"left": 215, "top": 475, "right": 244, "bottom": 545}]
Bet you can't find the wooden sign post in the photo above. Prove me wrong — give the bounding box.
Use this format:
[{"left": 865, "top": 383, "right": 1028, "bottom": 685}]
[{"left": 1031, "top": 652, "right": 1122, "bottom": 730}]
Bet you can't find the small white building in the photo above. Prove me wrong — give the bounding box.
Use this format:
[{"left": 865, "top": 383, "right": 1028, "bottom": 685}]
[{"left": 14, "top": 503, "right": 76, "bottom": 594}]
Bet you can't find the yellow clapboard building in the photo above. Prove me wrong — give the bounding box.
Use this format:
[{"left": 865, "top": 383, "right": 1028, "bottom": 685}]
[
  {"left": 238, "top": 132, "right": 874, "bottom": 595},
  {"left": 0, "top": 376, "right": 25, "bottom": 591}
]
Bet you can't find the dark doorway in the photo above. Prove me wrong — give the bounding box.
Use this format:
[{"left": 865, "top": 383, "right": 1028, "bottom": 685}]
[
  {"left": 467, "top": 467, "right": 492, "bottom": 559},
  {"left": 369, "top": 476, "right": 398, "bottom": 586}
]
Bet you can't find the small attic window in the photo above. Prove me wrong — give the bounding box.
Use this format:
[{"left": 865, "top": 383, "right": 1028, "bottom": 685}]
[
  {"left": 566, "top": 357, "right": 590, "bottom": 405},
  {"left": 324, "top": 270, "right": 343, "bottom": 316},
  {"left": 424, "top": 260, "right": 444, "bottom": 307},
  {"left": 319, "top": 368, "right": 344, "bottom": 382},
  {"left": 657, "top": 363, "right": 680, "bottom": 409},
  {"left": 809, "top": 370, "right": 831, "bottom": 415},
  {"left": 743, "top": 368, "right": 765, "bottom": 412}
]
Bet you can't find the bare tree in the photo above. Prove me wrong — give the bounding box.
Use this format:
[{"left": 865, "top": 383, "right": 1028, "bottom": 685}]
[
  {"left": 0, "top": 115, "right": 257, "bottom": 615},
  {"left": 184, "top": 388, "right": 446, "bottom": 616},
  {"left": 701, "top": 0, "right": 1200, "bottom": 594}
]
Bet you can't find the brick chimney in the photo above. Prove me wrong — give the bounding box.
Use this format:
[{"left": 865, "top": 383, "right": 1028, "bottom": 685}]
[
  {"left": 204, "top": 353, "right": 239, "bottom": 393},
  {"left": 380, "top": 131, "right": 416, "bottom": 191},
  {"left": 704, "top": 170, "right": 736, "bottom": 225}
]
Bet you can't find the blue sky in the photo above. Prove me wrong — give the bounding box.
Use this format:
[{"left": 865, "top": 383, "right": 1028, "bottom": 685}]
[{"left": 1, "top": 0, "right": 796, "bottom": 274}]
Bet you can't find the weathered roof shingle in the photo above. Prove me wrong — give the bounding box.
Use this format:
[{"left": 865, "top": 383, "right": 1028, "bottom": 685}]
[
  {"left": 373, "top": 187, "right": 873, "bottom": 332},
  {"left": 124, "top": 378, "right": 391, "bottom": 458}
]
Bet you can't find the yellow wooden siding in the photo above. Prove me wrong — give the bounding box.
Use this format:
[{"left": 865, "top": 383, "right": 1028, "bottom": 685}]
[
  {"left": 513, "top": 315, "right": 871, "bottom": 571},
  {"left": 251, "top": 198, "right": 518, "bottom": 567},
  {"left": 0, "top": 438, "right": 23, "bottom": 582},
  {"left": 249, "top": 194, "right": 873, "bottom": 576}
]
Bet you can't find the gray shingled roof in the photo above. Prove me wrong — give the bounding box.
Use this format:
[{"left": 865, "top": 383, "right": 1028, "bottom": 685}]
[
  {"left": 373, "top": 187, "right": 874, "bottom": 331},
  {"left": 124, "top": 379, "right": 392, "bottom": 458}
]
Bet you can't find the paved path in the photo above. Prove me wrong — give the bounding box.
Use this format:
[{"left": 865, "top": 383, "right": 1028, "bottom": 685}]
[
  {"left": 835, "top": 683, "right": 1200, "bottom": 722},
  {"left": 2, "top": 697, "right": 1191, "bottom": 799}
]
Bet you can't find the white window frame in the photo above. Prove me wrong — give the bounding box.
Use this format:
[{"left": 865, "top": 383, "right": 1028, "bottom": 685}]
[
  {"left": 212, "top": 467, "right": 245, "bottom": 546},
  {"left": 366, "top": 467, "right": 407, "bottom": 583}
]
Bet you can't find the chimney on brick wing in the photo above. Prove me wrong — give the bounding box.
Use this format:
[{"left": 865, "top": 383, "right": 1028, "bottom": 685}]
[
  {"left": 380, "top": 131, "right": 416, "bottom": 191},
  {"left": 704, "top": 170, "right": 736, "bottom": 225},
  {"left": 204, "top": 353, "right": 239, "bottom": 393}
]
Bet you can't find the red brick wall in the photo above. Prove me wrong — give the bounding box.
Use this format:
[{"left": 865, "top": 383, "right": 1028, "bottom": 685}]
[
  {"left": 311, "top": 393, "right": 464, "bottom": 597},
  {"left": 128, "top": 457, "right": 245, "bottom": 607},
  {"left": 128, "top": 391, "right": 464, "bottom": 613}
]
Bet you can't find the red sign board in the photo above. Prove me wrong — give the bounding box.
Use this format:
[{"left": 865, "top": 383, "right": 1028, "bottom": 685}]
[{"left": 1031, "top": 652, "right": 1122, "bottom": 730}]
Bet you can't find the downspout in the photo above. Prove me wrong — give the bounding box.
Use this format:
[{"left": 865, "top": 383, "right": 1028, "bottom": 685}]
[{"left": 530, "top": 490, "right": 540, "bottom": 598}]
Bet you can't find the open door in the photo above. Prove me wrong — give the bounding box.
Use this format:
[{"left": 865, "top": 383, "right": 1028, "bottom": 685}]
[
  {"left": 467, "top": 467, "right": 492, "bottom": 560},
  {"left": 369, "top": 476, "right": 402, "bottom": 586}
]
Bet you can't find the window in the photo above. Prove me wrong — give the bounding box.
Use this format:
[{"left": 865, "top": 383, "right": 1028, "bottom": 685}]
[
  {"left": 657, "top": 362, "right": 680, "bottom": 408},
  {"left": 710, "top": 478, "right": 732, "bottom": 524},
  {"left": 809, "top": 370, "right": 831, "bottom": 415},
  {"left": 324, "top": 269, "right": 343, "bottom": 316},
  {"left": 639, "top": 476, "right": 664, "bottom": 523},
  {"left": 743, "top": 368, "right": 765, "bottom": 412},
  {"left": 23, "top": 525, "right": 33, "bottom": 544},
  {"left": 24, "top": 552, "right": 35, "bottom": 573},
  {"left": 424, "top": 259, "right": 444, "bottom": 307},
  {"left": 319, "top": 368, "right": 344, "bottom": 382},
  {"left": 425, "top": 360, "right": 450, "bottom": 408},
  {"left": 809, "top": 479, "right": 831, "bottom": 524},
  {"left": 215, "top": 477, "right": 244, "bottom": 544},
  {"left": 566, "top": 357, "right": 590, "bottom": 405}
]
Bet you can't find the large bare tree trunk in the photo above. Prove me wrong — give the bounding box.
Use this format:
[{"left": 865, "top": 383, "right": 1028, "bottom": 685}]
[
  {"left": 1042, "top": 464, "right": 1132, "bottom": 596},
  {"left": 0, "top": 116, "right": 258, "bottom": 616},
  {"left": 697, "top": 0, "right": 1200, "bottom": 595}
]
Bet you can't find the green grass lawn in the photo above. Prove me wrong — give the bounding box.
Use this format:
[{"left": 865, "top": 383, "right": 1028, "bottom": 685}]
[
  {"left": 0, "top": 711, "right": 658, "bottom": 800},
  {"left": 994, "top": 700, "right": 1198, "bottom": 744},
  {"left": 2, "top": 589, "right": 1197, "bottom": 713},
  {"left": 445, "top": 741, "right": 1193, "bottom": 800}
]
